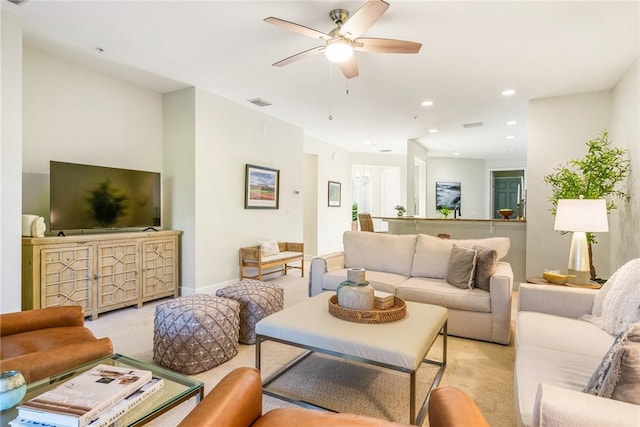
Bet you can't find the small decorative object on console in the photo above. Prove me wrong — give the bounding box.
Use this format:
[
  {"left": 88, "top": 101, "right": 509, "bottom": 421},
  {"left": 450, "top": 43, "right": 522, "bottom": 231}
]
[
  {"left": 497, "top": 209, "right": 514, "bottom": 220},
  {"left": 394, "top": 205, "right": 406, "bottom": 217}
]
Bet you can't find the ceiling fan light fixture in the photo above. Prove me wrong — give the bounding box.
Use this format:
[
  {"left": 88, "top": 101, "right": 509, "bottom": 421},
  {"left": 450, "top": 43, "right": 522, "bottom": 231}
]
[{"left": 325, "top": 39, "right": 353, "bottom": 63}]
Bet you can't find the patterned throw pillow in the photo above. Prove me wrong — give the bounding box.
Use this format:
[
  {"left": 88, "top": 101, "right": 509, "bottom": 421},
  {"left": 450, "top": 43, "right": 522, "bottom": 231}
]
[
  {"left": 446, "top": 244, "right": 477, "bottom": 289},
  {"left": 584, "top": 322, "right": 640, "bottom": 405},
  {"left": 259, "top": 240, "right": 280, "bottom": 257}
]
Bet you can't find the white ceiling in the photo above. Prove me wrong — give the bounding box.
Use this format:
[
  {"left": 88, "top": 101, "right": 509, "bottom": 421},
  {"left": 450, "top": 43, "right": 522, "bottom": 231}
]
[{"left": 4, "top": 1, "right": 639, "bottom": 161}]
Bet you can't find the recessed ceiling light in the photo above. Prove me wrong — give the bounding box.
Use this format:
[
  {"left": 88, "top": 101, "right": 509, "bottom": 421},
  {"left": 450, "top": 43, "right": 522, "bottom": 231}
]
[
  {"left": 453, "top": 152, "right": 460, "bottom": 156},
  {"left": 421, "top": 100, "right": 434, "bottom": 107},
  {"left": 428, "top": 129, "right": 438, "bottom": 133},
  {"left": 506, "top": 135, "right": 515, "bottom": 140},
  {"left": 502, "top": 89, "right": 516, "bottom": 96},
  {"left": 508, "top": 148, "right": 516, "bottom": 152},
  {"left": 364, "top": 140, "right": 371, "bottom": 145},
  {"left": 507, "top": 121, "right": 517, "bottom": 125}
]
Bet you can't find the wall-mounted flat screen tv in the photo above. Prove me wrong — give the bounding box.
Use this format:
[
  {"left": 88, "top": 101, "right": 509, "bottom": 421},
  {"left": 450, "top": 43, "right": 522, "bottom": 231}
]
[{"left": 50, "top": 161, "right": 161, "bottom": 232}]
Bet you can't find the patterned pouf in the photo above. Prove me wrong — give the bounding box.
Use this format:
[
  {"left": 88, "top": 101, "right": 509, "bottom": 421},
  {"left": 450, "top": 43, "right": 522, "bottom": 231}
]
[
  {"left": 216, "top": 279, "right": 284, "bottom": 344},
  {"left": 153, "top": 295, "right": 240, "bottom": 374}
]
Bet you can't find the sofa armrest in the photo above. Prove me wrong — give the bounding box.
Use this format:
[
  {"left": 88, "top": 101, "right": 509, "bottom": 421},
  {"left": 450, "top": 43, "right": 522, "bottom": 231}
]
[
  {"left": 178, "top": 367, "right": 262, "bottom": 427},
  {"left": 518, "top": 283, "right": 597, "bottom": 319},
  {"left": 308, "top": 252, "right": 345, "bottom": 297},
  {"left": 533, "top": 383, "right": 640, "bottom": 427},
  {"left": 488, "top": 261, "right": 513, "bottom": 345},
  {"left": 428, "top": 387, "right": 490, "bottom": 427},
  {"left": 0, "top": 306, "right": 85, "bottom": 337}
]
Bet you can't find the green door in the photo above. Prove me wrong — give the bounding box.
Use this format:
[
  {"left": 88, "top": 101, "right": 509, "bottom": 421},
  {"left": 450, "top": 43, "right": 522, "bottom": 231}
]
[{"left": 494, "top": 177, "right": 520, "bottom": 218}]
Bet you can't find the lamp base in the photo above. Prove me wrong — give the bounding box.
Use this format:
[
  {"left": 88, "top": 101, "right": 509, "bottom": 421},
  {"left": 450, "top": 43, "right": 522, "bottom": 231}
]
[{"left": 567, "top": 268, "right": 591, "bottom": 286}]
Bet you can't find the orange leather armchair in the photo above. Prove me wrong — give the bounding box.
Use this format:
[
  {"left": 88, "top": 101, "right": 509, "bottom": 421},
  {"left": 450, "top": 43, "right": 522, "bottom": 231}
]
[
  {"left": 178, "top": 367, "right": 489, "bottom": 427},
  {"left": 0, "top": 306, "right": 113, "bottom": 383}
]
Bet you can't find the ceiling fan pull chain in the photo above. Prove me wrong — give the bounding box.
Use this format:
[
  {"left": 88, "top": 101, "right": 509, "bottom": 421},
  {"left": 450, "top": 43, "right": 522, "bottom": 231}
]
[{"left": 328, "top": 63, "right": 334, "bottom": 120}]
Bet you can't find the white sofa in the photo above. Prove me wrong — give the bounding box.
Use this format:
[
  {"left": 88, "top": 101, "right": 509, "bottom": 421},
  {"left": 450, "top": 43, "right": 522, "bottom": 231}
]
[
  {"left": 515, "top": 283, "right": 640, "bottom": 426},
  {"left": 309, "top": 231, "right": 514, "bottom": 345}
]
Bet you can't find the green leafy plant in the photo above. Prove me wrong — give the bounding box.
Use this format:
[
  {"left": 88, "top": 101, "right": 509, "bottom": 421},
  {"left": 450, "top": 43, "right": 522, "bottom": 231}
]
[
  {"left": 438, "top": 206, "right": 451, "bottom": 218},
  {"left": 351, "top": 203, "right": 358, "bottom": 222},
  {"left": 87, "top": 179, "right": 129, "bottom": 227},
  {"left": 543, "top": 130, "right": 631, "bottom": 279},
  {"left": 394, "top": 205, "right": 406, "bottom": 215}
]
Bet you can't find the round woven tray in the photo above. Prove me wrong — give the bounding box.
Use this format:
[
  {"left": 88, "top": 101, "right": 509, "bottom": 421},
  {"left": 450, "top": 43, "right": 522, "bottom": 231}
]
[{"left": 328, "top": 295, "right": 406, "bottom": 324}]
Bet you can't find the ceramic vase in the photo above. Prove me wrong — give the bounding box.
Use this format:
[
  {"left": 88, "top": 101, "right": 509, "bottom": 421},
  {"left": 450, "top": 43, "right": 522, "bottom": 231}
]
[{"left": 0, "top": 370, "right": 26, "bottom": 411}]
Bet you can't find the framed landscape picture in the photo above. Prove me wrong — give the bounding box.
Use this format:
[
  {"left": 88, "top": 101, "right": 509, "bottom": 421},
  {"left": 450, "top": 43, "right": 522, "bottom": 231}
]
[
  {"left": 245, "top": 164, "right": 279, "bottom": 209},
  {"left": 328, "top": 181, "right": 341, "bottom": 207},
  {"left": 436, "top": 181, "right": 461, "bottom": 210}
]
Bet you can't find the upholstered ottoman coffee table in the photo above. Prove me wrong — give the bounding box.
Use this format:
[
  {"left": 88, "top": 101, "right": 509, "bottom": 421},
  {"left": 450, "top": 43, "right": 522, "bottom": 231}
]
[
  {"left": 255, "top": 292, "right": 447, "bottom": 425},
  {"left": 216, "top": 279, "right": 284, "bottom": 344},
  {"left": 153, "top": 295, "right": 240, "bottom": 374}
]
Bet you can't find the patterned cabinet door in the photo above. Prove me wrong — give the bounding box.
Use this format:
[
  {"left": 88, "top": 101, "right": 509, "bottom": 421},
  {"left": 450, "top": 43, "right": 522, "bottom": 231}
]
[
  {"left": 40, "top": 245, "right": 92, "bottom": 312},
  {"left": 142, "top": 237, "right": 178, "bottom": 298},
  {"left": 97, "top": 241, "right": 139, "bottom": 308}
]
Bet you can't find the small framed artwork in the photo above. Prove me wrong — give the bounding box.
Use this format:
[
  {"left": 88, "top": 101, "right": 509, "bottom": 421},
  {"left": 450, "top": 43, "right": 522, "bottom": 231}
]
[
  {"left": 436, "top": 181, "right": 461, "bottom": 210},
  {"left": 328, "top": 181, "right": 341, "bottom": 207},
  {"left": 245, "top": 164, "right": 279, "bottom": 209}
]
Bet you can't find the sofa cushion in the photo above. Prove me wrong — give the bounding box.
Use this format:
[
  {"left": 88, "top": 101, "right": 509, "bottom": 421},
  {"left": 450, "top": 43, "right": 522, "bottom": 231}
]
[
  {"left": 395, "top": 277, "right": 491, "bottom": 312},
  {"left": 446, "top": 244, "right": 477, "bottom": 289},
  {"left": 584, "top": 322, "right": 640, "bottom": 405},
  {"left": 343, "top": 231, "right": 417, "bottom": 277},
  {"left": 322, "top": 268, "right": 406, "bottom": 295},
  {"left": 473, "top": 245, "right": 498, "bottom": 292},
  {"left": 515, "top": 344, "right": 605, "bottom": 427},
  {"left": 410, "top": 234, "right": 510, "bottom": 279},
  {"left": 516, "top": 312, "right": 614, "bottom": 358}
]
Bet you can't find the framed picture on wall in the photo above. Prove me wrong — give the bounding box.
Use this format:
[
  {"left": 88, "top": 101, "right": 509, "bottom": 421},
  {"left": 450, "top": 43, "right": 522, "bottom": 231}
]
[
  {"left": 436, "top": 181, "right": 461, "bottom": 210},
  {"left": 245, "top": 164, "right": 279, "bottom": 209},
  {"left": 328, "top": 181, "right": 341, "bottom": 207}
]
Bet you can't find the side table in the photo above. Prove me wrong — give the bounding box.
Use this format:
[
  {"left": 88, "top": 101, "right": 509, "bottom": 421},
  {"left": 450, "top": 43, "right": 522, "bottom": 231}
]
[{"left": 526, "top": 276, "right": 601, "bottom": 290}]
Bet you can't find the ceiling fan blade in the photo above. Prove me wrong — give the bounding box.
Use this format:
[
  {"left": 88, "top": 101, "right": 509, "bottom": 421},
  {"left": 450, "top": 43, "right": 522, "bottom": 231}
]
[
  {"left": 338, "top": 57, "right": 359, "bottom": 79},
  {"left": 273, "top": 46, "right": 325, "bottom": 67},
  {"left": 264, "top": 17, "right": 331, "bottom": 41},
  {"left": 339, "top": 0, "right": 390, "bottom": 40},
  {"left": 354, "top": 37, "right": 422, "bottom": 54}
]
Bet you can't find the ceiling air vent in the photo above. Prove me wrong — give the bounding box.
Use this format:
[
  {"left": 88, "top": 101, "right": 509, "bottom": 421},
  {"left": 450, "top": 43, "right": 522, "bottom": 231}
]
[
  {"left": 379, "top": 149, "right": 392, "bottom": 153},
  {"left": 462, "top": 122, "right": 483, "bottom": 128},
  {"left": 248, "top": 98, "right": 272, "bottom": 107}
]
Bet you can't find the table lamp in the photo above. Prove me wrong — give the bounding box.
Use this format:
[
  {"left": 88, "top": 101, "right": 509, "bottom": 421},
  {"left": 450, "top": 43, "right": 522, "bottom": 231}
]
[{"left": 554, "top": 198, "right": 608, "bottom": 285}]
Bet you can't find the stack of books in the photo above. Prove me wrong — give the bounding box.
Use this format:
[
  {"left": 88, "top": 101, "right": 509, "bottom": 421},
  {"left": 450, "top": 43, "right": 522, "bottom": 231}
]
[
  {"left": 10, "top": 364, "right": 163, "bottom": 427},
  {"left": 374, "top": 291, "right": 395, "bottom": 310}
]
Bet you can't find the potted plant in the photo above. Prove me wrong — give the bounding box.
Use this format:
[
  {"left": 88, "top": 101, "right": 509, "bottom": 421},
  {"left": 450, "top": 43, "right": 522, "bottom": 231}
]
[
  {"left": 351, "top": 203, "right": 358, "bottom": 231},
  {"left": 438, "top": 206, "right": 451, "bottom": 219},
  {"left": 543, "top": 130, "right": 630, "bottom": 281},
  {"left": 394, "top": 205, "right": 406, "bottom": 217}
]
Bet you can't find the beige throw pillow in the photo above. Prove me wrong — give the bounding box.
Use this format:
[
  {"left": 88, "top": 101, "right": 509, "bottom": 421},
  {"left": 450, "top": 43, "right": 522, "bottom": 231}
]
[
  {"left": 584, "top": 322, "right": 640, "bottom": 405},
  {"left": 473, "top": 245, "right": 498, "bottom": 292},
  {"left": 446, "top": 244, "right": 477, "bottom": 289},
  {"left": 259, "top": 240, "right": 280, "bottom": 257}
]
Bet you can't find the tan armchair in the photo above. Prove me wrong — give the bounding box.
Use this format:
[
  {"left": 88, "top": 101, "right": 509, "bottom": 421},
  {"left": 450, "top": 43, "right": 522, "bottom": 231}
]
[
  {"left": 178, "top": 367, "right": 489, "bottom": 427},
  {"left": 0, "top": 306, "right": 113, "bottom": 383}
]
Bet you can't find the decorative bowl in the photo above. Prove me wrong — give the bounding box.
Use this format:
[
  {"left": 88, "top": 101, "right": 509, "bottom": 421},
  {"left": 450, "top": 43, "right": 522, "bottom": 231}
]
[
  {"left": 0, "top": 370, "right": 26, "bottom": 411},
  {"left": 543, "top": 271, "right": 576, "bottom": 285},
  {"left": 497, "top": 209, "right": 514, "bottom": 220}
]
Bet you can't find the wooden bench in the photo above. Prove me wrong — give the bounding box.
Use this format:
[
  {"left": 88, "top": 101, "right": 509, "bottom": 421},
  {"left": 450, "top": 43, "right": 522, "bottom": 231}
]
[{"left": 239, "top": 242, "right": 304, "bottom": 280}]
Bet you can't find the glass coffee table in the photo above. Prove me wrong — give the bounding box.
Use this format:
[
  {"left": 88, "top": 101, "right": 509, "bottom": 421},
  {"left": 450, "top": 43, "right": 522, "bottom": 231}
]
[{"left": 0, "top": 353, "right": 203, "bottom": 427}]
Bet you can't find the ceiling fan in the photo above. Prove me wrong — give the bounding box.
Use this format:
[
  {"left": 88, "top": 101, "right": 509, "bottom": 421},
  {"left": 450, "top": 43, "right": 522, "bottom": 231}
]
[{"left": 264, "top": 0, "right": 421, "bottom": 79}]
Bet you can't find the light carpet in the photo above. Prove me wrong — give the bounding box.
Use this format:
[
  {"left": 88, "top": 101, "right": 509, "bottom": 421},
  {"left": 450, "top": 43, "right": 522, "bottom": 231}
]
[{"left": 85, "top": 273, "right": 516, "bottom": 426}]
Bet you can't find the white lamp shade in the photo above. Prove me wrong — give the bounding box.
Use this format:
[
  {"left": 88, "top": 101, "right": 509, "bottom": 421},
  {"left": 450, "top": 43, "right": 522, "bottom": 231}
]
[
  {"left": 554, "top": 199, "right": 609, "bottom": 232},
  {"left": 325, "top": 39, "right": 353, "bottom": 63}
]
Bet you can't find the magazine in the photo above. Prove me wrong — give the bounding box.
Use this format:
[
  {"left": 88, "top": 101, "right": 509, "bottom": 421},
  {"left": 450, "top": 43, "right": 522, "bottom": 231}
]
[
  {"left": 10, "top": 376, "right": 163, "bottom": 427},
  {"left": 17, "top": 364, "right": 152, "bottom": 427}
]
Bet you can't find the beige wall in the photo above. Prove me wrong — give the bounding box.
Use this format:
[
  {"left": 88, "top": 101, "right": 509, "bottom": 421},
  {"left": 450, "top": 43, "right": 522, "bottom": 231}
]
[
  {"left": 1, "top": 10, "right": 23, "bottom": 313},
  {"left": 527, "top": 90, "right": 613, "bottom": 280},
  {"left": 610, "top": 57, "right": 640, "bottom": 269}
]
